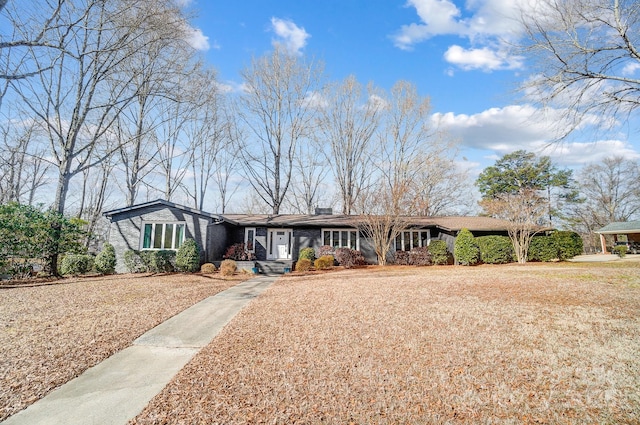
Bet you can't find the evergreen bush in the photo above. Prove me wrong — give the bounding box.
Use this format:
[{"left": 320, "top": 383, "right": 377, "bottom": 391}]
[
  {"left": 298, "top": 247, "right": 316, "bottom": 262},
  {"left": 476, "top": 236, "right": 515, "bottom": 264},
  {"left": 428, "top": 240, "right": 449, "bottom": 265},
  {"left": 314, "top": 255, "right": 334, "bottom": 270},
  {"left": 454, "top": 228, "right": 480, "bottom": 266},
  {"left": 94, "top": 243, "right": 117, "bottom": 274},
  {"left": 60, "top": 254, "right": 93, "bottom": 276},
  {"left": 553, "top": 231, "right": 584, "bottom": 260},
  {"left": 175, "top": 238, "right": 200, "bottom": 272},
  {"left": 123, "top": 250, "right": 146, "bottom": 273},
  {"left": 528, "top": 236, "right": 557, "bottom": 262},
  {"left": 148, "top": 250, "right": 175, "bottom": 273}
]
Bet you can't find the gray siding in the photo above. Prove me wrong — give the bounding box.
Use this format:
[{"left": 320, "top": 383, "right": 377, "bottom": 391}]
[{"left": 107, "top": 205, "right": 212, "bottom": 273}]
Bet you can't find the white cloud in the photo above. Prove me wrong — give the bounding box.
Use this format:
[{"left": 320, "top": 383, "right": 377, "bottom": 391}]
[
  {"left": 444, "top": 45, "right": 523, "bottom": 71},
  {"left": 432, "top": 104, "right": 640, "bottom": 166},
  {"left": 184, "top": 25, "right": 210, "bottom": 51},
  {"left": 392, "top": 0, "right": 530, "bottom": 71},
  {"left": 622, "top": 62, "right": 640, "bottom": 76},
  {"left": 270, "top": 17, "right": 310, "bottom": 55}
]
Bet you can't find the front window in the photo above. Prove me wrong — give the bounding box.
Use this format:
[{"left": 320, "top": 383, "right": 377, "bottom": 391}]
[
  {"left": 244, "top": 228, "right": 256, "bottom": 252},
  {"left": 395, "top": 229, "right": 430, "bottom": 251},
  {"left": 142, "top": 222, "right": 186, "bottom": 250},
  {"left": 322, "top": 228, "right": 359, "bottom": 250}
]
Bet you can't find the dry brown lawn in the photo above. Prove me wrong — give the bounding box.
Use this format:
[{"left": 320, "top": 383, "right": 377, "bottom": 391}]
[
  {"left": 0, "top": 273, "right": 242, "bottom": 421},
  {"left": 132, "top": 262, "right": 640, "bottom": 425}
]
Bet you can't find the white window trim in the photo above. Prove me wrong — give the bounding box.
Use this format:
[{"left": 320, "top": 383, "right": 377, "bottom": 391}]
[
  {"left": 394, "top": 229, "right": 431, "bottom": 251},
  {"left": 141, "top": 222, "right": 186, "bottom": 250},
  {"left": 244, "top": 227, "right": 256, "bottom": 253},
  {"left": 322, "top": 228, "right": 360, "bottom": 250}
]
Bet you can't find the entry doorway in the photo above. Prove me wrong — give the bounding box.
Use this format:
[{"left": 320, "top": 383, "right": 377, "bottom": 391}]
[{"left": 267, "top": 229, "right": 292, "bottom": 260}]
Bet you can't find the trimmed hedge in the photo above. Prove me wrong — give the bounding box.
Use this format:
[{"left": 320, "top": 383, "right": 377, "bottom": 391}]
[
  {"left": 60, "top": 254, "right": 93, "bottom": 276},
  {"left": 295, "top": 258, "right": 312, "bottom": 272},
  {"left": 476, "top": 236, "right": 514, "bottom": 264},
  {"left": 428, "top": 240, "right": 449, "bottom": 265},
  {"left": 175, "top": 239, "right": 200, "bottom": 272},
  {"left": 123, "top": 250, "right": 176, "bottom": 273},
  {"left": 314, "top": 255, "right": 334, "bottom": 270},
  {"left": 528, "top": 231, "right": 583, "bottom": 262},
  {"left": 298, "top": 247, "right": 316, "bottom": 262},
  {"left": 454, "top": 228, "right": 480, "bottom": 266},
  {"left": 94, "top": 243, "right": 117, "bottom": 274}
]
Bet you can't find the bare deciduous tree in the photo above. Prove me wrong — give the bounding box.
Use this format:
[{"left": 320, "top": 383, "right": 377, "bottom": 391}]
[
  {"left": 518, "top": 0, "right": 640, "bottom": 135},
  {"left": 572, "top": 156, "right": 640, "bottom": 228},
  {"left": 316, "top": 75, "right": 382, "bottom": 215},
  {"left": 480, "top": 189, "right": 548, "bottom": 263},
  {"left": 237, "top": 47, "right": 324, "bottom": 214}
]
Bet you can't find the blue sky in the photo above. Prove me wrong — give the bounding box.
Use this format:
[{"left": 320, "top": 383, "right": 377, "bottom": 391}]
[{"left": 182, "top": 0, "right": 640, "bottom": 175}]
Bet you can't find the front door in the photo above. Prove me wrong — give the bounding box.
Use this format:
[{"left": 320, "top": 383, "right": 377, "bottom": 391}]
[{"left": 267, "top": 229, "right": 292, "bottom": 260}]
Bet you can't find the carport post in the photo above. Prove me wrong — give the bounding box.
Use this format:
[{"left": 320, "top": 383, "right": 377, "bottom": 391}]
[{"left": 600, "top": 234, "right": 608, "bottom": 254}]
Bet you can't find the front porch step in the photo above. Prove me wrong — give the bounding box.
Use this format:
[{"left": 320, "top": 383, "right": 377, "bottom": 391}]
[
  {"left": 215, "top": 260, "right": 293, "bottom": 275},
  {"left": 255, "top": 260, "right": 293, "bottom": 275}
]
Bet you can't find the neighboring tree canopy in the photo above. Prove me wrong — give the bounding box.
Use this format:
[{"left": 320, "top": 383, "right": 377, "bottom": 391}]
[
  {"left": 518, "top": 0, "right": 640, "bottom": 136},
  {"left": 477, "top": 150, "right": 576, "bottom": 226}
]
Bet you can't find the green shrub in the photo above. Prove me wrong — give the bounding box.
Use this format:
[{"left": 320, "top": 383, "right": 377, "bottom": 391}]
[
  {"left": 148, "top": 250, "right": 175, "bottom": 273},
  {"left": 123, "top": 250, "right": 146, "bottom": 273},
  {"left": 314, "top": 255, "right": 334, "bottom": 270},
  {"left": 298, "top": 247, "right": 316, "bottom": 262},
  {"left": 613, "top": 245, "right": 627, "bottom": 258},
  {"left": 428, "top": 240, "right": 449, "bottom": 265},
  {"left": 454, "top": 228, "right": 480, "bottom": 266},
  {"left": 220, "top": 259, "right": 237, "bottom": 276},
  {"left": 295, "top": 258, "right": 312, "bottom": 272},
  {"left": 200, "top": 263, "right": 216, "bottom": 274},
  {"left": 553, "top": 231, "right": 583, "bottom": 260},
  {"left": 528, "top": 236, "right": 557, "bottom": 262},
  {"left": 94, "top": 243, "right": 116, "bottom": 274},
  {"left": 60, "top": 254, "right": 93, "bottom": 276},
  {"left": 175, "top": 239, "right": 200, "bottom": 272},
  {"left": 476, "top": 236, "right": 514, "bottom": 264}
]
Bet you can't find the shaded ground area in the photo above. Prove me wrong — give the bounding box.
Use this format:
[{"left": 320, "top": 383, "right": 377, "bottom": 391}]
[
  {"left": 0, "top": 273, "right": 242, "bottom": 421},
  {"left": 132, "top": 263, "right": 640, "bottom": 424}
]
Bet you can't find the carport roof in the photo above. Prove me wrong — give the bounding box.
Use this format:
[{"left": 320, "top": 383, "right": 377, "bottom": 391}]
[{"left": 595, "top": 221, "right": 640, "bottom": 234}]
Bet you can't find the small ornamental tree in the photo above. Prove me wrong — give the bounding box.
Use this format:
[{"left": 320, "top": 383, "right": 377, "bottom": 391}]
[
  {"left": 94, "top": 243, "right": 117, "bottom": 274},
  {"left": 175, "top": 239, "right": 200, "bottom": 272},
  {"left": 454, "top": 228, "right": 480, "bottom": 266}
]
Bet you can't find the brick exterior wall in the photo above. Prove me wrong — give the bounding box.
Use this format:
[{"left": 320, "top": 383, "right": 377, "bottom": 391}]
[{"left": 107, "top": 205, "right": 212, "bottom": 273}]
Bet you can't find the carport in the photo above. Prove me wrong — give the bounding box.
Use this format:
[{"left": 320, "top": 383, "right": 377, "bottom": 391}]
[{"left": 595, "top": 221, "right": 640, "bottom": 253}]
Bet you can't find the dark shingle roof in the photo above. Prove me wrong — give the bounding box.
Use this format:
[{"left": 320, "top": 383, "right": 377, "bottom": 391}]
[
  {"left": 103, "top": 199, "right": 221, "bottom": 220},
  {"left": 220, "top": 214, "right": 513, "bottom": 232}
]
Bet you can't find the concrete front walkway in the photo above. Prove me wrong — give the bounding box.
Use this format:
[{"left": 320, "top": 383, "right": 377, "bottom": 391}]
[{"left": 1, "top": 275, "right": 277, "bottom": 425}]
